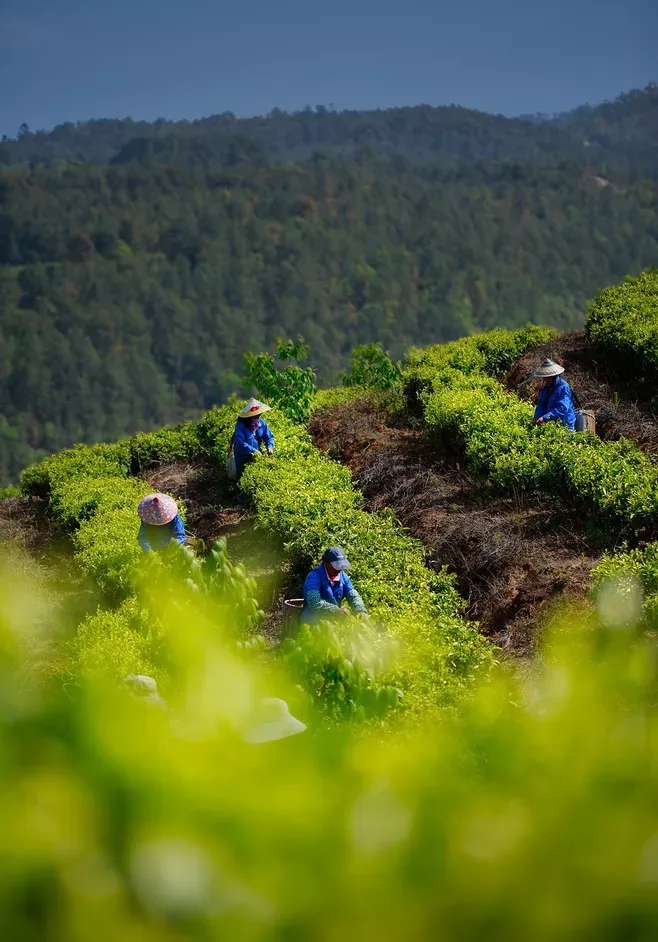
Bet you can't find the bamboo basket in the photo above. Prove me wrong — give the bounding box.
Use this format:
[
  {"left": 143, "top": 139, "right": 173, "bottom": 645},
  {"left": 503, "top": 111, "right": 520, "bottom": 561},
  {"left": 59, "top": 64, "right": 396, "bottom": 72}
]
[{"left": 575, "top": 409, "right": 596, "bottom": 434}]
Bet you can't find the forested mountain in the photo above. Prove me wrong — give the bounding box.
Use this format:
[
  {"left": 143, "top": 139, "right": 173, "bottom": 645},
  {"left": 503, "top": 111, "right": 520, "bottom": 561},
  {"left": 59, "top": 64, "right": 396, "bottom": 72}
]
[
  {"left": 0, "top": 84, "right": 656, "bottom": 482},
  {"left": 1, "top": 151, "right": 658, "bottom": 482},
  {"left": 2, "top": 84, "right": 656, "bottom": 174}
]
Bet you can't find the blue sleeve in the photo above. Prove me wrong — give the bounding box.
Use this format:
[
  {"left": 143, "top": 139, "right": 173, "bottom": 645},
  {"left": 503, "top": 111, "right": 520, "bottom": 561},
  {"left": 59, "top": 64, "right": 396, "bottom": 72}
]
[
  {"left": 304, "top": 569, "right": 339, "bottom": 612},
  {"left": 544, "top": 386, "right": 571, "bottom": 422},
  {"left": 234, "top": 421, "right": 259, "bottom": 456},
  {"left": 343, "top": 574, "right": 367, "bottom": 613},
  {"left": 261, "top": 421, "right": 275, "bottom": 451},
  {"left": 170, "top": 514, "right": 186, "bottom": 546},
  {"left": 138, "top": 523, "right": 152, "bottom": 552},
  {"left": 303, "top": 568, "right": 321, "bottom": 600}
]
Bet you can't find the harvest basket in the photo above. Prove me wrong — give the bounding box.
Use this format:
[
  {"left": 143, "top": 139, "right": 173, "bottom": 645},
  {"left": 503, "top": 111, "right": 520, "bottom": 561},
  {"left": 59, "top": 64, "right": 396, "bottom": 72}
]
[
  {"left": 575, "top": 409, "right": 596, "bottom": 434},
  {"left": 281, "top": 598, "right": 304, "bottom": 637}
]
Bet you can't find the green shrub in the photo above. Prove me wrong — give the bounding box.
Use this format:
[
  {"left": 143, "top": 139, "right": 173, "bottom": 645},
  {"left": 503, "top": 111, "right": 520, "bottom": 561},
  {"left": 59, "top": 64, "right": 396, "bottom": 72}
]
[
  {"left": 587, "top": 270, "right": 658, "bottom": 380},
  {"left": 137, "top": 539, "right": 266, "bottom": 639},
  {"left": 310, "top": 386, "right": 369, "bottom": 413},
  {"left": 341, "top": 343, "right": 402, "bottom": 389},
  {"left": 129, "top": 423, "right": 201, "bottom": 472},
  {"left": 0, "top": 485, "right": 20, "bottom": 500},
  {"left": 203, "top": 404, "right": 493, "bottom": 717},
  {"left": 20, "top": 441, "right": 131, "bottom": 499},
  {"left": 593, "top": 541, "right": 658, "bottom": 632},
  {"left": 244, "top": 338, "right": 317, "bottom": 422},
  {"left": 281, "top": 619, "right": 402, "bottom": 722},
  {"left": 71, "top": 597, "right": 161, "bottom": 683},
  {"left": 4, "top": 567, "right": 658, "bottom": 940},
  {"left": 473, "top": 324, "right": 558, "bottom": 376},
  {"left": 404, "top": 325, "right": 557, "bottom": 410},
  {"left": 410, "top": 326, "right": 658, "bottom": 536},
  {"left": 50, "top": 476, "right": 151, "bottom": 532},
  {"left": 73, "top": 503, "right": 146, "bottom": 599},
  {"left": 197, "top": 404, "right": 314, "bottom": 475}
]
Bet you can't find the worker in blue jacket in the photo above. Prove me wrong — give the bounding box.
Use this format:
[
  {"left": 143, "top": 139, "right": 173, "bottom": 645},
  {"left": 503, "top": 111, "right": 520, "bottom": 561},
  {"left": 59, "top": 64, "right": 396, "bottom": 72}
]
[
  {"left": 532, "top": 359, "right": 577, "bottom": 431},
  {"left": 232, "top": 398, "right": 275, "bottom": 479},
  {"left": 302, "top": 547, "right": 368, "bottom": 625},
  {"left": 137, "top": 493, "right": 187, "bottom": 552}
]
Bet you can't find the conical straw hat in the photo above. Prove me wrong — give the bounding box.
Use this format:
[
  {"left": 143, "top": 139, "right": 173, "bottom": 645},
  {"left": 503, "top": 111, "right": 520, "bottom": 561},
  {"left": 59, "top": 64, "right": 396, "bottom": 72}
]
[
  {"left": 137, "top": 493, "right": 178, "bottom": 525},
  {"left": 532, "top": 359, "right": 565, "bottom": 378},
  {"left": 238, "top": 398, "right": 272, "bottom": 418},
  {"left": 243, "top": 698, "right": 306, "bottom": 743}
]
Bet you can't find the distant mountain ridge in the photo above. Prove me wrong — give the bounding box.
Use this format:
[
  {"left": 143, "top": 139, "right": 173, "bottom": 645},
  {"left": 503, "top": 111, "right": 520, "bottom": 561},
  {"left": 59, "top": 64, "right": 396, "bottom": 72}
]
[{"left": 1, "top": 83, "right": 656, "bottom": 174}]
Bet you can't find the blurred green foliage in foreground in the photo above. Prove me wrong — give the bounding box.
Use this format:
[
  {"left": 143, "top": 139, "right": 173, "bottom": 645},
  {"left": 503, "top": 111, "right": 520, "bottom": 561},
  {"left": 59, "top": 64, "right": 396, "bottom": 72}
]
[{"left": 1, "top": 557, "right": 658, "bottom": 941}]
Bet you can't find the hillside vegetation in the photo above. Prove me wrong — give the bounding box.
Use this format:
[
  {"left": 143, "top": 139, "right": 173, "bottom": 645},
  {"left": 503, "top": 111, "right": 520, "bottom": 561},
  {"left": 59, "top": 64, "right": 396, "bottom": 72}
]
[
  {"left": 2, "top": 83, "right": 656, "bottom": 171},
  {"left": 4, "top": 273, "right": 658, "bottom": 935},
  {"left": 2, "top": 156, "right": 658, "bottom": 482},
  {"left": 1, "top": 84, "right": 657, "bottom": 482},
  {"left": 587, "top": 270, "right": 658, "bottom": 381},
  {"left": 10, "top": 270, "right": 658, "bottom": 708}
]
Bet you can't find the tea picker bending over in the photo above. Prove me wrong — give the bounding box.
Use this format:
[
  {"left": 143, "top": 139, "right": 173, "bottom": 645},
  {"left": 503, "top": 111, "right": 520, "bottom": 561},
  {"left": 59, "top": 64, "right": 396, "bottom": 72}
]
[
  {"left": 232, "top": 398, "right": 275, "bottom": 480},
  {"left": 533, "top": 359, "right": 577, "bottom": 431},
  {"left": 137, "top": 493, "right": 186, "bottom": 552},
  {"left": 302, "top": 547, "right": 368, "bottom": 625}
]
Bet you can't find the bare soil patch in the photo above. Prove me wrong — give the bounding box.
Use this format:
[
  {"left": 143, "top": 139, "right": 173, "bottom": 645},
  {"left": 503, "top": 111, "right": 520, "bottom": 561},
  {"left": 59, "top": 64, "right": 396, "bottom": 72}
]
[
  {"left": 507, "top": 331, "right": 658, "bottom": 454},
  {"left": 310, "top": 401, "right": 600, "bottom": 656},
  {"left": 0, "top": 495, "right": 60, "bottom": 555}
]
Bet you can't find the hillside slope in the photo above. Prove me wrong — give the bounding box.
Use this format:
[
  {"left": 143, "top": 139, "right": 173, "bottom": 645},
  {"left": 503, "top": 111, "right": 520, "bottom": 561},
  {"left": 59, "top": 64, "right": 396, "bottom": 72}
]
[{"left": 2, "top": 157, "right": 658, "bottom": 482}]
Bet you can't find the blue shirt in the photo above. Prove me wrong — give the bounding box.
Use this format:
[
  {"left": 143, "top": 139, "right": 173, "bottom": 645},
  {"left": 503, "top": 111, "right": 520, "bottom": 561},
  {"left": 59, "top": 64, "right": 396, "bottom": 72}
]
[
  {"left": 534, "top": 376, "right": 576, "bottom": 431},
  {"left": 302, "top": 563, "right": 367, "bottom": 625},
  {"left": 233, "top": 418, "right": 275, "bottom": 476},
  {"left": 138, "top": 513, "right": 186, "bottom": 552}
]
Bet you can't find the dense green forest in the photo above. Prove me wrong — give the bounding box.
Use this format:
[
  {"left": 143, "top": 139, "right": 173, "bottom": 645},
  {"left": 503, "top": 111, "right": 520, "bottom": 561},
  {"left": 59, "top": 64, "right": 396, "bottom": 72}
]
[
  {"left": 2, "top": 85, "right": 657, "bottom": 172},
  {"left": 0, "top": 86, "right": 657, "bottom": 483}
]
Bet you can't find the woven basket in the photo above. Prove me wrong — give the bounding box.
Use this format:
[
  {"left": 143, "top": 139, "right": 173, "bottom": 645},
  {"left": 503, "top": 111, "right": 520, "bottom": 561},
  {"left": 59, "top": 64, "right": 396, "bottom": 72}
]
[{"left": 575, "top": 409, "right": 596, "bottom": 434}]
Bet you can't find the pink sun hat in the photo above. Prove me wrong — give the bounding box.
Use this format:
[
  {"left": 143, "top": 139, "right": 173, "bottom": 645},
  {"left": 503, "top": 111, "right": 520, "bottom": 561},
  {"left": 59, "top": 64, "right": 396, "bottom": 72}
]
[{"left": 137, "top": 493, "right": 179, "bottom": 526}]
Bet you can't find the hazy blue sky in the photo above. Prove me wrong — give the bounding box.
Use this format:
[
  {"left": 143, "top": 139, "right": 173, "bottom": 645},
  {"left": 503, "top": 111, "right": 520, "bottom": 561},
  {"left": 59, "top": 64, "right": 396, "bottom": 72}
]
[{"left": 1, "top": 0, "right": 655, "bottom": 137}]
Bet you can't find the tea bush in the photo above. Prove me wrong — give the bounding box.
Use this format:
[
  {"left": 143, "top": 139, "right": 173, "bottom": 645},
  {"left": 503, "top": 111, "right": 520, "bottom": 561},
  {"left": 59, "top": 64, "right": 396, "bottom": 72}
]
[
  {"left": 128, "top": 423, "right": 201, "bottom": 472},
  {"left": 408, "top": 328, "right": 658, "bottom": 535},
  {"left": 4, "top": 562, "right": 658, "bottom": 940},
  {"left": 405, "top": 324, "right": 557, "bottom": 402},
  {"left": 20, "top": 441, "right": 132, "bottom": 500},
  {"left": 587, "top": 269, "right": 658, "bottom": 380},
  {"left": 138, "top": 539, "right": 267, "bottom": 639},
  {"left": 281, "top": 619, "right": 403, "bottom": 721},
  {"left": 593, "top": 542, "right": 658, "bottom": 632},
  {"left": 0, "top": 485, "right": 20, "bottom": 500},
  {"left": 310, "top": 385, "right": 369, "bottom": 413},
  {"left": 17, "top": 417, "right": 272, "bottom": 684},
  {"left": 71, "top": 596, "right": 162, "bottom": 683},
  {"left": 200, "top": 403, "right": 493, "bottom": 717},
  {"left": 18, "top": 426, "right": 202, "bottom": 599}
]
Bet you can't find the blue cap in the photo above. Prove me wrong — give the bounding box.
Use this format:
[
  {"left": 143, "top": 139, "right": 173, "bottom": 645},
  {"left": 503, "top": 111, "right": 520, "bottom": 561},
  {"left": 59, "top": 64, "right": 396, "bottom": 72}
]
[{"left": 322, "top": 547, "right": 351, "bottom": 571}]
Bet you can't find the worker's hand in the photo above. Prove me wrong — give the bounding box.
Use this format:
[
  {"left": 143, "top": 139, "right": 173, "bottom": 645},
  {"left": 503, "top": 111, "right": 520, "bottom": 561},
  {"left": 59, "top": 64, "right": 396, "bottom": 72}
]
[
  {"left": 267, "top": 448, "right": 274, "bottom": 456},
  {"left": 357, "top": 612, "right": 370, "bottom": 620},
  {"left": 534, "top": 416, "right": 545, "bottom": 426}
]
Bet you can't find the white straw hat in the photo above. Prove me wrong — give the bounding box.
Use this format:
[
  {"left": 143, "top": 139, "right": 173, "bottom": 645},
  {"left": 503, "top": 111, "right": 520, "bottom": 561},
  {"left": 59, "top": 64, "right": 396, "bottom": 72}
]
[
  {"left": 243, "top": 698, "right": 306, "bottom": 743},
  {"left": 238, "top": 398, "right": 272, "bottom": 419},
  {"left": 532, "top": 359, "right": 565, "bottom": 378},
  {"left": 124, "top": 674, "right": 168, "bottom": 710}
]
